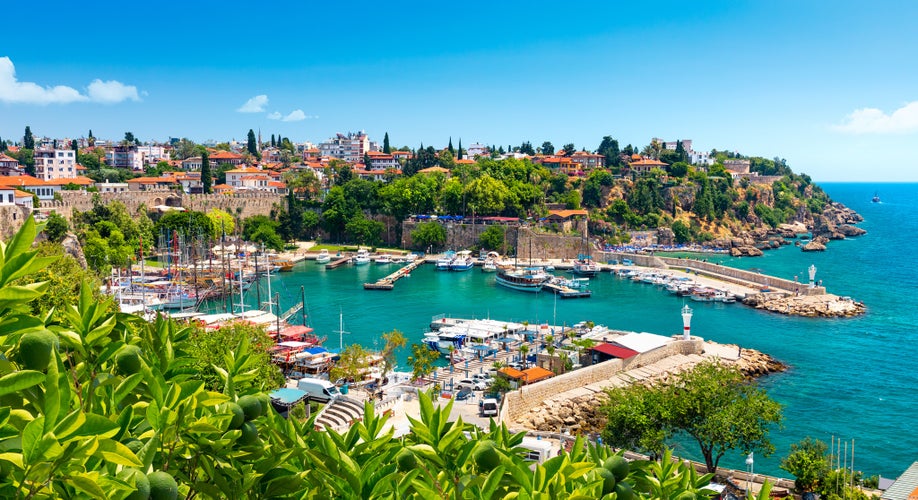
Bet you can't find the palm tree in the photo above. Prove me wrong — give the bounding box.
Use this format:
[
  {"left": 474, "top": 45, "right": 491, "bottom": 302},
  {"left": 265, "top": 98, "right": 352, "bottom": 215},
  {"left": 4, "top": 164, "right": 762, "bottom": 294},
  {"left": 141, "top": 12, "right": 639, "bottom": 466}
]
[{"left": 519, "top": 344, "right": 530, "bottom": 368}]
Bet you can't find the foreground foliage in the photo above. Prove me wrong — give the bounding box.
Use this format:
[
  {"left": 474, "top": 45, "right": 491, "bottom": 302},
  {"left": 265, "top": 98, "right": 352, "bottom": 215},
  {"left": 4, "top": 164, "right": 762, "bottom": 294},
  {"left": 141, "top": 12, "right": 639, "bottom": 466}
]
[{"left": 1, "top": 218, "right": 770, "bottom": 498}]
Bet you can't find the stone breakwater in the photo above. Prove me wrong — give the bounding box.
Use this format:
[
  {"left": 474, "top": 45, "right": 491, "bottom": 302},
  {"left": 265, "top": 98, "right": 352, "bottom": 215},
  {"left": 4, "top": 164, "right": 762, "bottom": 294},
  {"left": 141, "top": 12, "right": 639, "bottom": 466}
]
[
  {"left": 742, "top": 292, "right": 866, "bottom": 317},
  {"left": 513, "top": 344, "right": 786, "bottom": 434}
]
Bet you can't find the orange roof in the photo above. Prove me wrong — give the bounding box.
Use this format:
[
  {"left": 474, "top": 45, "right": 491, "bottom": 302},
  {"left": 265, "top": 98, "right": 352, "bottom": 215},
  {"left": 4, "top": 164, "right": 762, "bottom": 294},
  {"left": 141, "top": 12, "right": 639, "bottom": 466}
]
[
  {"left": 127, "top": 176, "right": 176, "bottom": 184},
  {"left": 48, "top": 176, "right": 94, "bottom": 186},
  {"left": 522, "top": 366, "right": 554, "bottom": 383},
  {"left": 268, "top": 181, "right": 286, "bottom": 188},
  {"left": 548, "top": 209, "right": 588, "bottom": 218},
  {"left": 455, "top": 159, "right": 476, "bottom": 164},
  {"left": 418, "top": 166, "right": 450, "bottom": 174},
  {"left": 365, "top": 151, "right": 392, "bottom": 157},
  {"left": 213, "top": 183, "right": 232, "bottom": 190},
  {"left": 0, "top": 175, "right": 47, "bottom": 187},
  {"left": 226, "top": 167, "right": 262, "bottom": 173},
  {"left": 628, "top": 159, "right": 668, "bottom": 166},
  {"left": 6, "top": 146, "right": 20, "bottom": 153},
  {"left": 14, "top": 189, "right": 33, "bottom": 198},
  {"left": 498, "top": 367, "right": 526, "bottom": 379},
  {"left": 209, "top": 151, "right": 243, "bottom": 160},
  {"left": 0, "top": 153, "right": 18, "bottom": 162}
]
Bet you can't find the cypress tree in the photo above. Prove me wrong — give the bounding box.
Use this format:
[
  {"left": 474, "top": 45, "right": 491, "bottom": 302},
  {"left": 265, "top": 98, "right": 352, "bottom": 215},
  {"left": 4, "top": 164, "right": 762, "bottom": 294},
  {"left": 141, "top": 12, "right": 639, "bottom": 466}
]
[
  {"left": 24, "top": 126, "right": 34, "bottom": 149},
  {"left": 383, "top": 132, "right": 390, "bottom": 154},
  {"left": 457, "top": 139, "right": 463, "bottom": 160},
  {"left": 247, "top": 129, "right": 258, "bottom": 157},
  {"left": 448, "top": 137, "right": 455, "bottom": 155},
  {"left": 71, "top": 139, "right": 79, "bottom": 155},
  {"left": 271, "top": 134, "right": 275, "bottom": 147},
  {"left": 87, "top": 130, "right": 95, "bottom": 147},
  {"left": 201, "top": 151, "right": 212, "bottom": 194},
  {"left": 0, "top": 137, "right": 5, "bottom": 152}
]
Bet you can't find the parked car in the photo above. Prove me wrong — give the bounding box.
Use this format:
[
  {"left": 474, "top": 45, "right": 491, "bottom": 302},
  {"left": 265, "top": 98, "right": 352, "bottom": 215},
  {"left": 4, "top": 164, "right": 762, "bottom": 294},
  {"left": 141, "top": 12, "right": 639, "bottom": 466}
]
[
  {"left": 472, "top": 373, "right": 493, "bottom": 384},
  {"left": 457, "top": 378, "right": 487, "bottom": 391},
  {"left": 455, "top": 387, "right": 473, "bottom": 401}
]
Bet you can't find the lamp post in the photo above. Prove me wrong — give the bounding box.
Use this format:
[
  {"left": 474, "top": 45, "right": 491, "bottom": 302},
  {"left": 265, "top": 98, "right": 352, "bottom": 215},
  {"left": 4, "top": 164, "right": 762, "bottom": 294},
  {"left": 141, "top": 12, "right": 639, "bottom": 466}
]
[
  {"left": 745, "top": 452, "right": 754, "bottom": 496},
  {"left": 808, "top": 264, "right": 817, "bottom": 289},
  {"left": 681, "top": 304, "right": 693, "bottom": 341}
]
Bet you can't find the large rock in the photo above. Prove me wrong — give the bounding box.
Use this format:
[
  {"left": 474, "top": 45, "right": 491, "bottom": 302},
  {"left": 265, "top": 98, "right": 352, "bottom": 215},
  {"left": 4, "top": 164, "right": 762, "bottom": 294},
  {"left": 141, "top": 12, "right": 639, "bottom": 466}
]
[
  {"left": 838, "top": 224, "right": 867, "bottom": 237},
  {"left": 61, "top": 233, "right": 88, "bottom": 269},
  {"left": 801, "top": 241, "right": 826, "bottom": 252},
  {"left": 730, "top": 246, "right": 764, "bottom": 257}
]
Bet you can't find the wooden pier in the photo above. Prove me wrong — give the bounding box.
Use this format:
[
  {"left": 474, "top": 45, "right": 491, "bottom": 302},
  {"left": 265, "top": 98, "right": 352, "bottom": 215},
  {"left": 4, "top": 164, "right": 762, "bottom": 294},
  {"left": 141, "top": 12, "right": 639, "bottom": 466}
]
[
  {"left": 363, "top": 259, "right": 424, "bottom": 290},
  {"left": 325, "top": 256, "right": 351, "bottom": 269}
]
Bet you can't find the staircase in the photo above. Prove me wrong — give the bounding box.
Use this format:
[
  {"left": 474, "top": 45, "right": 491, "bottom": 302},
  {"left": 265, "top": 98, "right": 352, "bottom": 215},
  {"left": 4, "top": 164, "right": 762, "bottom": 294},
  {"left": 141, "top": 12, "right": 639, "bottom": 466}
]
[{"left": 314, "top": 396, "right": 365, "bottom": 432}]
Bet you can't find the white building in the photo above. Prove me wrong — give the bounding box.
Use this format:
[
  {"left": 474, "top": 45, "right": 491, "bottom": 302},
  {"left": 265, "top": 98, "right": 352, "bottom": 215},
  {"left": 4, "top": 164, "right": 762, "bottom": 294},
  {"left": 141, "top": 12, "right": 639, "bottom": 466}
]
[
  {"left": 97, "top": 180, "right": 129, "bottom": 193},
  {"left": 364, "top": 151, "right": 399, "bottom": 171},
  {"left": 318, "top": 131, "right": 378, "bottom": 164},
  {"left": 466, "top": 143, "right": 489, "bottom": 158},
  {"left": 135, "top": 145, "right": 169, "bottom": 165},
  {"left": 33, "top": 149, "right": 78, "bottom": 181},
  {"left": 106, "top": 146, "right": 144, "bottom": 171}
]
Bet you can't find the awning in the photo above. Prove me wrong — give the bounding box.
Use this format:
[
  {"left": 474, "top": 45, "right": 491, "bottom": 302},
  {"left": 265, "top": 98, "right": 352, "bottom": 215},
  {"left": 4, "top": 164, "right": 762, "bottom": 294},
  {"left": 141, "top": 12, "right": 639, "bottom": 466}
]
[{"left": 591, "top": 343, "right": 639, "bottom": 359}]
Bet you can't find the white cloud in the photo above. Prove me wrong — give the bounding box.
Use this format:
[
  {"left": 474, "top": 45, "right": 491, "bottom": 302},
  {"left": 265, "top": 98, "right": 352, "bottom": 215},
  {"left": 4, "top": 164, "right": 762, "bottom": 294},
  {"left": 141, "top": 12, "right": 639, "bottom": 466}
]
[
  {"left": 282, "top": 109, "right": 307, "bottom": 122},
  {"left": 87, "top": 79, "right": 140, "bottom": 103},
  {"left": 266, "top": 111, "right": 282, "bottom": 120},
  {"left": 0, "top": 56, "right": 141, "bottom": 104},
  {"left": 237, "top": 94, "right": 269, "bottom": 113},
  {"left": 834, "top": 101, "right": 918, "bottom": 134}
]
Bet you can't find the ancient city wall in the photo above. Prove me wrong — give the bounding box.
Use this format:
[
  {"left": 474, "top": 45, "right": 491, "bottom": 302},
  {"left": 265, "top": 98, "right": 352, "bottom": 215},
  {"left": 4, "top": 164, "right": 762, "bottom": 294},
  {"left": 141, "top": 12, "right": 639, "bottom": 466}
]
[
  {"left": 39, "top": 191, "right": 284, "bottom": 221},
  {"left": 503, "top": 339, "right": 703, "bottom": 423},
  {"left": 399, "top": 222, "right": 589, "bottom": 259},
  {"left": 0, "top": 205, "right": 33, "bottom": 239}
]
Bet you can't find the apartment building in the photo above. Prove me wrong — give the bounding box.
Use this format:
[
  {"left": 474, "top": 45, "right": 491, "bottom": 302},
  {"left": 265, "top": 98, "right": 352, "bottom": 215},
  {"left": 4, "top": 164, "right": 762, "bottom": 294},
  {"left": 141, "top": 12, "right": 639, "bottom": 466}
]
[{"left": 34, "top": 149, "right": 78, "bottom": 181}]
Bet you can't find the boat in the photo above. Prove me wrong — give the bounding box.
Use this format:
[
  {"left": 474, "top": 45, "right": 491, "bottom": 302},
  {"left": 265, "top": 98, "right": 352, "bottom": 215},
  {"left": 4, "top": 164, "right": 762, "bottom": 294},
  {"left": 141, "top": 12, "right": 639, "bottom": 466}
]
[
  {"left": 449, "top": 250, "right": 474, "bottom": 271},
  {"left": 572, "top": 257, "right": 601, "bottom": 277},
  {"left": 872, "top": 192, "right": 880, "bottom": 203},
  {"left": 315, "top": 249, "right": 331, "bottom": 264},
  {"left": 353, "top": 249, "right": 371, "bottom": 265},
  {"left": 375, "top": 254, "right": 392, "bottom": 265},
  {"left": 495, "top": 267, "right": 550, "bottom": 293},
  {"left": 481, "top": 259, "right": 497, "bottom": 272},
  {"left": 423, "top": 331, "right": 467, "bottom": 352},
  {"left": 436, "top": 251, "right": 455, "bottom": 271}
]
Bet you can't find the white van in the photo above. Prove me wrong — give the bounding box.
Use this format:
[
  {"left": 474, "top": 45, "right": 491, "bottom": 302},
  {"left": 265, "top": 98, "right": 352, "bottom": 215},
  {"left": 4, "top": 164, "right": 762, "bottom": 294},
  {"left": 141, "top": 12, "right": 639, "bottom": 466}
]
[
  {"left": 518, "top": 437, "right": 554, "bottom": 464},
  {"left": 480, "top": 398, "right": 499, "bottom": 417},
  {"left": 296, "top": 377, "right": 341, "bottom": 403}
]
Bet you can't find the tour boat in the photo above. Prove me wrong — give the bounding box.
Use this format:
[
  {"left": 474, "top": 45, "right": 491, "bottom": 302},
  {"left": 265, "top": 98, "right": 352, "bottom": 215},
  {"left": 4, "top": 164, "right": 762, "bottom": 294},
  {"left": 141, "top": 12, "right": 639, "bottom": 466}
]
[
  {"left": 375, "top": 254, "right": 392, "bottom": 264},
  {"left": 481, "top": 259, "right": 498, "bottom": 273},
  {"left": 572, "top": 258, "right": 601, "bottom": 277},
  {"left": 436, "top": 251, "right": 455, "bottom": 271},
  {"left": 495, "top": 267, "right": 550, "bottom": 293},
  {"left": 315, "top": 249, "right": 331, "bottom": 264}
]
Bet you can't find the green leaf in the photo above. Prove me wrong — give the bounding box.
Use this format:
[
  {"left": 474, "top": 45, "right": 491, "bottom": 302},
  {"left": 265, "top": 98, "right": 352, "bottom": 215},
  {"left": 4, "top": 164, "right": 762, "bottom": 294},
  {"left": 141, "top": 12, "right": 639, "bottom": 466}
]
[
  {"left": 66, "top": 471, "right": 107, "bottom": 499},
  {"left": 113, "top": 373, "right": 143, "bottom": 408},
  {"left": 0, "top": 371, "right": 45, "bottom": 397},
  {"left": 95, "top": 439, "right": 142, "bottom": 467},
  {"left": 43, "top": 351, "right": 61, "bottom": 432},
  {"left": 70, "top": 414, "right": 119, "bottom": 441}
]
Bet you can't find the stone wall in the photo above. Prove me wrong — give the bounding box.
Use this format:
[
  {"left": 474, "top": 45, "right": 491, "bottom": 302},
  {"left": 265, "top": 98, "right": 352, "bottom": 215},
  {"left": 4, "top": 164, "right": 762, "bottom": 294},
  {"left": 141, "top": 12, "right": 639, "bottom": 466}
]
[
  {"left": 399, "top": 221, "right": 590, "bottom": 259},
  {"left": 39, "top": 191, "right": 284, "bottom": 221},
  {"left": 517, "top": 228, "right": 587, "bottom": 260},
  {"left": 0, "top": 205, "right": 32, "bottom": 239},
  {"left": 503, "top": 339, "right": 703, "bottom": 423},
  {"left": 400, "top": 220, "right": 520, "bottom": 252}
]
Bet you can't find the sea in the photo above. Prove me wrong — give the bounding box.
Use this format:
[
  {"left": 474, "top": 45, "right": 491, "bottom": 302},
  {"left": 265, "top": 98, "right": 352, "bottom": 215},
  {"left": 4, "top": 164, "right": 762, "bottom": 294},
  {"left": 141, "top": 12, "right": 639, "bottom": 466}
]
[{"left": 208, "top": 182, "right": 916, "bottom": 479}]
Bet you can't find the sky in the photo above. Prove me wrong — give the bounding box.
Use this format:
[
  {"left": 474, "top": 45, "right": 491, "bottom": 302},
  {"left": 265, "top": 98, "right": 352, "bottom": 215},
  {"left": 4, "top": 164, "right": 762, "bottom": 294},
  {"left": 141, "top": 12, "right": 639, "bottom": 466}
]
[{"left": 2, "top": 0, "right": 918, "bottom": 181}]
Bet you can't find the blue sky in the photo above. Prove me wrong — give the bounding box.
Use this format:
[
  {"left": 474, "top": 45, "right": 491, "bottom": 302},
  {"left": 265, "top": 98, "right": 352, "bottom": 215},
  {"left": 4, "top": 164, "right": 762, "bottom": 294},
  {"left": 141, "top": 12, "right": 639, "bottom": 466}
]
[{"left": 2, "top": 1, "right": 918, "bottom": 181}]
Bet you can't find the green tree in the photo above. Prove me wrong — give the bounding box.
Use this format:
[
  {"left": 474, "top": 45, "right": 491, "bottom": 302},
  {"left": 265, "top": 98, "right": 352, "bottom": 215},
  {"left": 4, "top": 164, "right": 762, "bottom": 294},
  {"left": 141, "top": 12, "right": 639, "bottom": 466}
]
[
  {"left": 330, "top": 343, "right": 371, "bottom": 384},
  {"left": 380, "top": 330, "right": 407, "bottom": 381},
  {"left": 185, "top": 322, "right": 283, "bottom": 391},
  {"left": 383, "top": 132, "right": 390, "bottom": 153},
  {"left": 457, "top": 138, "right": 463, "bottom": 159},
  {"left": 43, "top": 212, "right": 70, "bottom": 243},
  {"left": 671, "top": 220, "right": 691, "bottom": 243},
  {"left": 478, "top": 225, "right": 505, "bottom": 251},
  {"left": 407, "top": 343, "right": 439, "bottom": 381},
  {"left": 669, "top": 161, "right": 689, "bottom": 178},
  {"left": 597, "top": 135, "right": 621, "bottom": 167},
  {"left": 562, "top": 143, "right": 576, "bottom": 155},
  {"left": 206, "top": 208, "right": 235, "bottom": 239},
  {"left": 540, "top": 141, "right": 555, "bottom": 155},
  {"left": 465, "top": 174, "right": 510, "bottom": 215},
  {"left": 123, "top": 131, "right": 136, "bottom": 145},
  {"left": 24, "top": 125, "right": 34, "bottom": 149},
  {"left": 345, "top": 215, "right": 383, "bottom": 246},
  {"left": 448, "top": 137, "right": 455, "bottom": 155},
  {"left": 201, "top": 150, "right": 212, "bottom": 193},
  {"left": 320, "top": 186, "right": 355, "bottom": 241},
  {"left": 410, "top": 221, "right": 447, "bottom": 251},
  {"left": 246, "top": 128, "right": 259, "bottom": 159},
  {"left": 781, "top": 437, "right": 830, "bottom": 494}
]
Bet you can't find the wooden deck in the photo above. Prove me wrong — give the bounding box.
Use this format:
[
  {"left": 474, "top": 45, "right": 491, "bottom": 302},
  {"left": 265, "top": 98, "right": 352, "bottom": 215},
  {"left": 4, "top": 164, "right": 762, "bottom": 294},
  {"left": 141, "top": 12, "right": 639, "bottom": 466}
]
[{"left": 363, "top": 259, "right": 425, "bottom": 291}]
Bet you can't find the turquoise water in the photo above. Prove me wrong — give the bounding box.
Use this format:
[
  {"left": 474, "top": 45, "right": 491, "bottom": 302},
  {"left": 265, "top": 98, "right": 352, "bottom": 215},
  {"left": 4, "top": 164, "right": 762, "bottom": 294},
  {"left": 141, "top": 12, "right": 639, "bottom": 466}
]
[{"left": 217, "top": 183, "right": 915, "bottom": 478}]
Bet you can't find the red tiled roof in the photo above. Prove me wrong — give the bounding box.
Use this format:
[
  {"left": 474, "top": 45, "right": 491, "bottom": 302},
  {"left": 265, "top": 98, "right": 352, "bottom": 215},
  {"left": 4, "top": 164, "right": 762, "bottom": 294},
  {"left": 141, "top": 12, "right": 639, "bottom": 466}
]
[
  {"left": 548, "top": 209, "right": 588, "bottom": 218},
  {"left": 210, "top": 151, "right": 243, "bottom": 159},
  {"left": 498, "top": 367, "right": 526, "bottom": 379},
  {"left": 628, "top": 159, "right": 668, "bottom": 167},
  {"left": 0, "top": 175, "right": 47, "bottom": 187},
  {"left": 49, "top": 176, "right": 94, "bottom": 186},
  {"left": 521, "top": 366, "right": 554, "bottom": 383},
  {"left": 591, "top": 343, "right": 639, "bottom": 359}
]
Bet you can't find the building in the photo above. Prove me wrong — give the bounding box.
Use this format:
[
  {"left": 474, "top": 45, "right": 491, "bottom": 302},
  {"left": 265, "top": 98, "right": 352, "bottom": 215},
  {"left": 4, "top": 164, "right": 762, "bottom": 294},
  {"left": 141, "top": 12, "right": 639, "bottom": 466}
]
[
  {"left": 627, "top": 157, "right": 669, "bottom": 175},
  {"left": 0, "top": 187, "right": 33, "bottom": 208},
  {"left": 466, "top": 143, "right": 489, "bottom": 158},
  {"left": 364, "top": 151, "right": 399, "bottom": 171},
  {"left": 33, "top": 149, "right": 78, "bottom": 181},
  {"left": 209, "top": 150, "right": 245, "bottom": 167},
  {"left": 657, "top": 138, "right": 715, "bottom": 166},
  {"left": 690, "top": 150, "right": 714, "bottom": 166},
  {"left": 182, "top": 157, "right": 203, "bottom": 171},
  {"left": 225, "top": 166, "right": 276, "bottom": 191},
  {"left": 0, "top": 175, "right": 59, "bottom": 200},
  {"left": 135, "top": 145, "right": 170, "bottom": 165},
  {"left": 106, "top": 146, "right": 144, "bottom": 171},
  {"left": 569, "top": 151, "right": 606, "bottom": 171},
  {"left": 97, "top": 180, "right": 129, "bottom": 193},
  {"left": 126, "top": 176, "right": 178, "bottom": 191},
  {"left": 723, "top": 159, "right": 751, "bottom": 174},
  {"left": 0, "top": 153, "right": 22, "bottom": 176},
  {"left": 318, "top": 131, "right": 377, "bottom": 164}
]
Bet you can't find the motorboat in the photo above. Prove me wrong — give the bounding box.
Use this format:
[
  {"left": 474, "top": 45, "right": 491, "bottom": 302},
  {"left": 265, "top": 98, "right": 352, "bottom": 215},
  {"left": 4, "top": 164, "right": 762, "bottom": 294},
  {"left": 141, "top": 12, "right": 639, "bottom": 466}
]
[
  {"left": 495, "top": 267, "right": 550, "bottom": 292},
  {"left": 436, "top": 251, "right": 455, "bottom": 271},
  {"left": 481, "top": 259, "right": 497, "bottom": 272},
  {"left": 315, "top": 249, "right": 331, "bottom": 264},
  {"left": 354, "top": 249, "right": 371, "bottom": 265},
  {"left": 375, "top": 254, "right": 392, "bottom": 264},
  {"left": 449, "top": 250, "right": 474, "bottom": 271},
  {"left": 572, "top": 258, "right": 601, "bottom": 277}
]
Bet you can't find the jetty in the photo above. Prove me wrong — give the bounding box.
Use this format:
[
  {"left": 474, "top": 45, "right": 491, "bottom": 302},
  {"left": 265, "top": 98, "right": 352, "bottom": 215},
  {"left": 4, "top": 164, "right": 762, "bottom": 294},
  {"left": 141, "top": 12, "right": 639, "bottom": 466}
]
[
  {"left": 325, "top": 256, "right": 351, "bottom": 269},
  {"left": 543, "top": 282, "right": 592, "bottom": 299},
  {"left": 363, "top": 259, "right": 425, "bottom": 290}
]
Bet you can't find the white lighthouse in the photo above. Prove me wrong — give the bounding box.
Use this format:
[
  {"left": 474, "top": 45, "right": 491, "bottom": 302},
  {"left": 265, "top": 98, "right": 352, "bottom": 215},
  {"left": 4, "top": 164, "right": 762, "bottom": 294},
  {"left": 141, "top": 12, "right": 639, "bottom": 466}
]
[{"left": 681, "top": 304, "right": 693, "bottom": 340}]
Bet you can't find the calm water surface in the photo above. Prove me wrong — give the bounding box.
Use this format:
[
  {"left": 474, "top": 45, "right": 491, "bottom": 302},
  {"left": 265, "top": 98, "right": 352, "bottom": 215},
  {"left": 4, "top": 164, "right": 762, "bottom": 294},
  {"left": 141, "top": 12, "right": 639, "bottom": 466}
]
[{"left": 212, "top": 182, "right": 917, "bottom": 478}]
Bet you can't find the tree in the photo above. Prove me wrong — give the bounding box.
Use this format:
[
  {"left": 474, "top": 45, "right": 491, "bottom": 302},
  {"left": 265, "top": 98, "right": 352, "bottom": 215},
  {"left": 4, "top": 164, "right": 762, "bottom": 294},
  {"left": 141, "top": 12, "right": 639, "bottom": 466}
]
[
  {"left": 70, "top": 139, "right": 79, "bottom": 153},
  {"left": 201, "top": 150, "right": 212, "bottom": 193},
  {"left": 345, "top": 215, "right": 383, "bottom": 246},
  {"left": 329, "top": 343, "right": 371, "bottom": 384},
  {"left": 123, "top": 131, "right": 136, "bottom": 145},
  {"left": 519, "top": 141, "right": 535, "bottom": 155},
  {"left": 0, "top": 136, "right": 5, "bottom": 152},
  {"left": 478, "top": 225, "right": 505, "bottom": 251},
  {"left": 407, "top": 343, "right": 439, "bottom": 381},
  {"left": 247, "top": 129, "right": 259, "bottom": 158},
  {"left": 781, "top": 437, "right": 830, "bottom": 494},
  {"left": 675, "top": 140, "right": 688, "bottom": 163},
  {"left": 44, "top": 212, "right": 70, "bottom": 243},
  {"left": 380, "top": 330, "right": 407, "bottom": 382},
  {"left": 465, "top": 174, "right": 510, "bottom": 215},
  {"left": 185, "top": 322, "right": 283, "bottom": 391},
  {"left": 383, "top": 132, "right": 391, "bottom": 154},
  {"left": 205, "top": 208, "right": 235, "bottom": 239},
  {"left": 671, "top": 220, "right": 691, "bottom": 243},
  {"left": 540, "top": 141, "right": 555, "bottom": 155},
  {"left": 562, "top": 143, "right": 576, "bottom": 156},
  {"left": 448, "top": 137, "right": 455, "bottom": 155},
  {"left": 669, "top": 161, "right": 689, "bottom": 178},
  {"left": 410, "top": 221, "right": 446, "bottom": 251},
  {"left": 87, "top": 128, "right": 95, "bottom": 146},
  {"left": 24, "top": 125, "right": 34, "bottom": 149},
  {"left": 457, "top": 138, "right": 463, "bottom": 159},
  {"left": 270, "top": 134, "right": 276, "bottom": 147}
]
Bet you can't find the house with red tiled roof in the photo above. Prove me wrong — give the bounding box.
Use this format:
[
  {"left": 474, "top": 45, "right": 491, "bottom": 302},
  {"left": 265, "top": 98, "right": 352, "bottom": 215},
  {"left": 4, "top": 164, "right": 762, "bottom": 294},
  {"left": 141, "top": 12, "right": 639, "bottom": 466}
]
[
  {"left": 569, "top": 151, "right": 605, "bottom": 170},
  {"left": 455, "top": 158, "right": 476, "bottom": 165},
  {"left": 417, "top": 166, "right": 450, "bottom": 176},
  {"left": 364, "top": 151, "right": 399, "bottom": 171},
  {"left": 48, "top": 176, "right": 95, "bottom": 189},
  {"left": 353, "top": 167, "right": 400, "bottom": 182},
  {"left": 212, "top": 183, "right": 234, "bottom": 194},
  {"left": 627, "top": 157, "right": 669, "bottom": 175},
  {"left": 0, "top": 186, "right": 32, "bottom": 208},
  {"left": 0, "top": 175, "right": 59, "bottom": 200},
  {"left": 0, "top": 153, "right": 23, "bottom": 176},
  {"left": 209, "top": 150, "right": 245, "bottom": 166},
  {"left": 391, "top": 150, "right": 412, "bottom": 162},
  {"left": 302, "top": 147, "right": 321, "bottom": 160},
  {"left": 126, "top": 176, "right": 178, "bottom": 191}
]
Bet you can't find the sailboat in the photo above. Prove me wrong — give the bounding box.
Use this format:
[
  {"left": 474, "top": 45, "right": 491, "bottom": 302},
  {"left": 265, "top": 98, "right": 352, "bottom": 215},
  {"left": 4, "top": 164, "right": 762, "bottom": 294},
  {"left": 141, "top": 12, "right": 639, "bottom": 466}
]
[{"left": 872, "top": 192, "right": 881, "bottom": 203}]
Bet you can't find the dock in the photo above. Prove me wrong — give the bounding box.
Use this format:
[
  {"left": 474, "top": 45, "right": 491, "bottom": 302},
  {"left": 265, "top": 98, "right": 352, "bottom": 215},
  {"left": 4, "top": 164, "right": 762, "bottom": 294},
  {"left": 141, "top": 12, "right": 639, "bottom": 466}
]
[
  {"left": 363, "top": 259, "right": 424, "bottom": 290},
  {"left": 543, "top": 282, "right": 592, "bottom": 299},
  {"left": 325, "top": 256, "right": 351, "bottom": 269}
]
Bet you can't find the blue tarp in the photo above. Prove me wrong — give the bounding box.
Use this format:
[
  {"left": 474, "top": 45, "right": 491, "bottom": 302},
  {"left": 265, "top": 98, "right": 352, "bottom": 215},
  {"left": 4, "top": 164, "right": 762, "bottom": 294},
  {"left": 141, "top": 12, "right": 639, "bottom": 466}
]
[{"left": 305, "top": 347, "right": 327, "bottom": 355}]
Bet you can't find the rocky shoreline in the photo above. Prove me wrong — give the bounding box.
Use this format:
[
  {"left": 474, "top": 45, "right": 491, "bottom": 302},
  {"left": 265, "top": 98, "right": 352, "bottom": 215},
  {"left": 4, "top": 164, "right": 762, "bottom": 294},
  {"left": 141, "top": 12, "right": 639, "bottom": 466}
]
[
  {"left": 514, "top": 345, "right": 787, "bottom": 434},
  {"left": 742, "top": 292, "right": 866, "bottom": 317}
]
